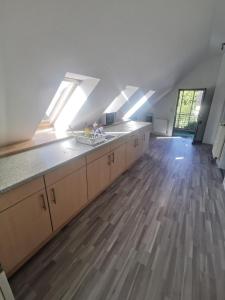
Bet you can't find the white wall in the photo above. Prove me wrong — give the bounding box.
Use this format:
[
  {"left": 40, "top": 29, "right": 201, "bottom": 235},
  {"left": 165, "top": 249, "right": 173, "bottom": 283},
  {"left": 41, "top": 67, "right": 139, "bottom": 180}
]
[
  {"left": 0, "top": 0, "right": 216, "bottom": 146},
  {"left": 0, "top": 4, "right": 6, "bottom": 146},
  {"left": 204, "top": 53, "right": 225, "bottom": 144},
  {"left": 210, "top": 0, "right": 225, "bottom": 52},
  {"left": 0, "top": 52, "right": 6, "bottom": 146},
  {"left": 148, "top": 55, "right": 222, "bottom": 140}
]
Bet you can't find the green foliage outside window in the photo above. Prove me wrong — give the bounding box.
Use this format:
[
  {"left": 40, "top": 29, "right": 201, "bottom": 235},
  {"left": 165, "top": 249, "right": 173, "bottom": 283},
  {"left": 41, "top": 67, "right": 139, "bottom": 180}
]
[{"left": 175, "top": 90, "right": 203, "bottom": 131}]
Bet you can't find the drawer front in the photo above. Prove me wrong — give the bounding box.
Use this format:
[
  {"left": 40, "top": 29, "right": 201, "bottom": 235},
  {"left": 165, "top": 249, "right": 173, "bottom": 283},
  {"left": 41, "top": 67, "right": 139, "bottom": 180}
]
[
  {"left": 109, "top": 137, "right": 126, "bottom": 151},
  {"left": 0, "top": 177, "right": 45, "bottom": 213},
  {"left": 45, "top": 157, "right": 86, "bottom": 186},
  {"left": 140, "top": 124, "right": 152, "bottom": 133},
  {"left": 86, "top": 145, "right": 110, "bottom": 164}
]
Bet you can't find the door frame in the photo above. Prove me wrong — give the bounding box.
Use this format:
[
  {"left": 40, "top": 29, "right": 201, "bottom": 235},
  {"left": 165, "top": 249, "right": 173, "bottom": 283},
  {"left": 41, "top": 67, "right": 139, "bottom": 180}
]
[
  {"left": 172, "top": 88, "right": 206, "bottom": 141},
  {"left": 193, "top": 88, "right": 207, "bottom": 144}
]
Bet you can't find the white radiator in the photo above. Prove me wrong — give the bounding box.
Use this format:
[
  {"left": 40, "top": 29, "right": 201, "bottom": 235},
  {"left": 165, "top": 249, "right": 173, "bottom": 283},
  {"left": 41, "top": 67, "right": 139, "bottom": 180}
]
[
  {"left": 212, "top": 124, "right": 225, "bottom": 159},
  {"left": 153, "top": 118, "right": 168, "bottom": 135}
]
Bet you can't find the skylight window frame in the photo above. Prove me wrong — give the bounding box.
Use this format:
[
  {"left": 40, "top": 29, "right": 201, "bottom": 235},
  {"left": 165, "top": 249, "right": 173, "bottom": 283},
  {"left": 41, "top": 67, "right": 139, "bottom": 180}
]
[
  {"left": 46, "top": 78, "right": 80, "bottom": 125},
  {"left": 123, "top": 90, "right": 155, "bottom": 120},
  {"left": 104, "top": 86, "right": 139, "bottom": 114},
  {"left": 40, "top": 73, "right": 100, "bottom": 132}
]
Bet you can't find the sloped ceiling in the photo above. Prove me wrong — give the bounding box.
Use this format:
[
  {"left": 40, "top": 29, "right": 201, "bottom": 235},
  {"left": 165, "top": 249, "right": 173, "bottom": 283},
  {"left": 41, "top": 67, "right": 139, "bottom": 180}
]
[
  {"left": 210, "top": 0, "right": 225, "bottom": 52},
  {"left": 0, "top": 0, "right": 223, "bottom": 145}
]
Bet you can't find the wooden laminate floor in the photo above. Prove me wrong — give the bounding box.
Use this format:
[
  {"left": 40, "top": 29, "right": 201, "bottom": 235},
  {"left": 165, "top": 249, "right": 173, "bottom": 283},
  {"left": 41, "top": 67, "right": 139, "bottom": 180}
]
[{"left": 10, "top": 136, "right": 225, "bottom": 300}]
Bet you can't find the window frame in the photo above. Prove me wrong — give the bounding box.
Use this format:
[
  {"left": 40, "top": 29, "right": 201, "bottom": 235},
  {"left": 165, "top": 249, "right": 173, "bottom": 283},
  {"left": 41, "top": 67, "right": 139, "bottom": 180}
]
[{"left": 46, "top": 78, "right": 80, "bottom": 125}]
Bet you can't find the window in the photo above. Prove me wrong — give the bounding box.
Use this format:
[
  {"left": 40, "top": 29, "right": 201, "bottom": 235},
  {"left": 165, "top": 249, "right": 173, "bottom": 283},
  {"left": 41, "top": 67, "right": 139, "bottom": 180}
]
[
  {"left": 46, "top": 78, "right": 79, "bottom": 125},
  {"left": 40, "top": 73, "right": 100, "bottom": 132},
  {"left": 174, "top": 89, "right": 205, "bottom": 133},
  {"left": 54, "top": 84, "right": 86, "bottom": 131},
  {"left": 123, "top": 90, "right": 155, "bottom": 120},
  {"left": 104, "top": 86, "right": 139, "bottom": 113}
]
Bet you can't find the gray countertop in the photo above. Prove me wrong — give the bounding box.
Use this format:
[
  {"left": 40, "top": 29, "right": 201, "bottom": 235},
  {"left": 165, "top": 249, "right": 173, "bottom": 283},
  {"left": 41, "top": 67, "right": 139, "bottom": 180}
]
[{"left": 0, "top": 121, "right": 151, "bottom": 194}]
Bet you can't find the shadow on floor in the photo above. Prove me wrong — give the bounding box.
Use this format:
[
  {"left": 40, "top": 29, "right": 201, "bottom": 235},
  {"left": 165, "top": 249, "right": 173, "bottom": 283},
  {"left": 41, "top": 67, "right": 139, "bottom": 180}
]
[{"left": 173, "top": 129, "right": 194, "bottom": 140}]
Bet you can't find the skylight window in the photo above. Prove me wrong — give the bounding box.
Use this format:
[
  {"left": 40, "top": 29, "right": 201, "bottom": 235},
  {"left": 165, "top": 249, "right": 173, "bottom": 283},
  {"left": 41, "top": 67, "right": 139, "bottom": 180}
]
[
  {"left": 54, "top": 85, "right": 87, "bottom": 131},
  {"left": 104, "top": 85, "right": 139, "bottom": 113},
  {"left": 41, "top": 73, "right": 100, "bottom": 132},
  {"left": 123, "top": 90, "right": 155, "bottom": 120},
  {"left": 46, "top": 78, "right": 79, "bottom": 124}
]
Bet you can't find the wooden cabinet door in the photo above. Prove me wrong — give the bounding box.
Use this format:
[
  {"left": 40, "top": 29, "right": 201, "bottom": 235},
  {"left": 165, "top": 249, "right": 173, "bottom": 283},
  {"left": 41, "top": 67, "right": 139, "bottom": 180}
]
[
  {"left": 110, "top": 144, "right": 126, "bottom": 182},
  {"left": 136, "top": 132, "right": 144, "bottom": 159},
  {"left": 126, "top": 134, "right": 138, "bottom": 168},
  {"left": 143, "top": 130, "right": 150, "bottom": 153},
  {"left": 87, "top": 154, "right": 111, "bottom": 201},
  {"left": 47, "top": 167, "right": 87, "bottom": 231},
  {"left": 0, "top": 189, "right": 52, "bottom": 274}
]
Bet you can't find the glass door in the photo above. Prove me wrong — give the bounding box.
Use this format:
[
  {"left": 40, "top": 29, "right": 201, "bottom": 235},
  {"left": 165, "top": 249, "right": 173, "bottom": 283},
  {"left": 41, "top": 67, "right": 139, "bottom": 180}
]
[{"left": 173, "top": 89, "right": 205, "bottom": 138}]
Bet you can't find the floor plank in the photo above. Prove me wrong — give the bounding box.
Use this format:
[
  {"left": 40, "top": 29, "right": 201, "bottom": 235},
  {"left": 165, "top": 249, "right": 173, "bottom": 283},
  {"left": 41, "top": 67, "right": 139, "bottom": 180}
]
[{"left": 10, "top": 136, "right": 225, "bottom": 300}]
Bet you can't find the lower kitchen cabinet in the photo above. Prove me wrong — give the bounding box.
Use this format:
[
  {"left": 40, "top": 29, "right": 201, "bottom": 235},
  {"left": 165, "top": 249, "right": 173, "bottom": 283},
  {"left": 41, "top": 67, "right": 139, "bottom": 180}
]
[
  {"left": 87, "top": 143, "right": 127, "bottom": 201},
  {"left": 143, "top": 129, "right": 150, "bottom": 153},
  {"left": 126, "top": 134, "right": 139, "bottom": 168},
  {"left": 47, "top": 166, "right": 87, "bottom": 231},
  {"left": 0, "top": 124, "right": 152, "bottom": 276},
  {"left": 87, "top": 154, "right": 111, "bottom": 201},
  {"left": 126, "top": 127, "right": 151, "bottom": 167},
  {"left": 110, "top": 143, "right": 126, "bottom": 182},
  {"left": 0, "top": 188, "right": 52, "bottom": 274},
  {"left": 136, "top": 132, "right": 144, "bottom": 159}
]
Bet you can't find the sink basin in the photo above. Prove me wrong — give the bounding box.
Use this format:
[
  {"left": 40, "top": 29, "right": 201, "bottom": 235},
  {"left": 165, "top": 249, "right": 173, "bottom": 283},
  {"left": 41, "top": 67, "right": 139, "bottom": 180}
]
[
  {"left": 69, "top": 131, "right": 123, "bottom": 148},
  {"left": 104, "top": 134, "right": 116, "bottom": 140},
  {"left": 74, "top": 133, "right": 117, "bottom": 147}
]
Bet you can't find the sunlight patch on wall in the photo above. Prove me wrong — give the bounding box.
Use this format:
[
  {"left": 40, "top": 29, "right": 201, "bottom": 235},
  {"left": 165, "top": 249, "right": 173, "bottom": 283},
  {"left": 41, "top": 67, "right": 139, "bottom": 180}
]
[
  {"left": 104, "top": 85, "right": 139, "bottom": 113},
  {"left": 123, "top": 90, "right": 155, "bottom": 120}
]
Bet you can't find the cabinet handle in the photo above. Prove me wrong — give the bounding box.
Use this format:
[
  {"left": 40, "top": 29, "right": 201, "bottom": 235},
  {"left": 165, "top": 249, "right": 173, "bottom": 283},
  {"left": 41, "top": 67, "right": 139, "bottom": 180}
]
[
  {"left": 51, "top": 188, "right": 57, "bottom": 204},
  {"left": 112, "top": 152, "right": 115, "bottom": 163},
  {"left": 135, "top": 138, "right": 138, "bottom": 147},
  {"left": 108, "top": 155, "right": 111, "bottom": 166},
  {"left": 40, "top": 194, "right": 47, "bottom": 210}
]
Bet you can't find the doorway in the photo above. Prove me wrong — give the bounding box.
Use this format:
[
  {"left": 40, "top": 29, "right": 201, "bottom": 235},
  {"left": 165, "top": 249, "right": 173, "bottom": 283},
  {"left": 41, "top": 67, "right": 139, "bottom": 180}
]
[{"left": 173, "top": 89, "right": 206, "bottom": 142}]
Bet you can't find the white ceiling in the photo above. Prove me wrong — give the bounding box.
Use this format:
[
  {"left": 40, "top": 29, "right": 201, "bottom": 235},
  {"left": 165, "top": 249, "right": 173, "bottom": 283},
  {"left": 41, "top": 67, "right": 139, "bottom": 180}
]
[
  {"left": 210, "top": 0, "right": 225, "bottom": 52},
  {"left": 0, "top": 0, "right": 224, "bottom": 145}
]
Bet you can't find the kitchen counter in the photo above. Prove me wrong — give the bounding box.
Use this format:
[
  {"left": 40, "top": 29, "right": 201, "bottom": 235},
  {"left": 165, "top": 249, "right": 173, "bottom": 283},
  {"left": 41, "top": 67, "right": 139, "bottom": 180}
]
[{"left": 0, "top": 121, "right": 151, "bottom": 193}]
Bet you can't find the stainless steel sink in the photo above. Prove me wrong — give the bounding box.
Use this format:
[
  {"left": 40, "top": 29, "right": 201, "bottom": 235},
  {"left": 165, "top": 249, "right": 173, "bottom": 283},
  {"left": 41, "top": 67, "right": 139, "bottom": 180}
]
[
  {"left": 75, "top": 132, "right": 118, "bottom": 145},
  {"left": 104, "top": 134, "right": 116, "bottom": 140},
  {"left": 68, "top": 131, "right": 123, "bottom": 149}
]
